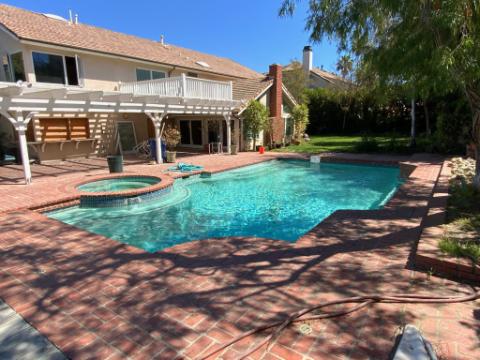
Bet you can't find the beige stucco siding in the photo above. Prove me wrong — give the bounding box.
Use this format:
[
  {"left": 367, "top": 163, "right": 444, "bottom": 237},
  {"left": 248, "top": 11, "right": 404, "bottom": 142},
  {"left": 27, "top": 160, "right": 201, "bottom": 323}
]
[{"left": 20, "top": 43, "right": 235, "bottom": 90}]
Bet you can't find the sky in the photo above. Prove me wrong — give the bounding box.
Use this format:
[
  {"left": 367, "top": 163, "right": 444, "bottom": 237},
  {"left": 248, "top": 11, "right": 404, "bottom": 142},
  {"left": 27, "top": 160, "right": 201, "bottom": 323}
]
[{"left": 3, "top": 0, "right": 341, "bottom": 74}]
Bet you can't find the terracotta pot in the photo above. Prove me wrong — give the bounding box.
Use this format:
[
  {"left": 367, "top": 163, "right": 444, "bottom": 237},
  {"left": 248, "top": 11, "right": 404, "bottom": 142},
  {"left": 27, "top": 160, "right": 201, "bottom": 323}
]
[{"left": 166, "top": 151, "right": 176, "bottom": 163}]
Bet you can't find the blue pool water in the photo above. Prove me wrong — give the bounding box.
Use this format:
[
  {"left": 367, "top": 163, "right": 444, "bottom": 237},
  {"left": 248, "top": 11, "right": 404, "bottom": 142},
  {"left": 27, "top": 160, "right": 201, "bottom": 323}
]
[{"left": 48, "top": 160, "right": 402, "bottom": 252}]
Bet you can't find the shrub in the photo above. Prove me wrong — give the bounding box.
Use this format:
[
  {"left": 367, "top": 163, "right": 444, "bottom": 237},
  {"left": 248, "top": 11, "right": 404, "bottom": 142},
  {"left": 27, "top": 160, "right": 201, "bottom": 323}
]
[
  {"left": 291, "top": 104, "right": 309, "bottom": 139},
  {"left": 243, "top": 100, "right": 269, "bottom": 150}
]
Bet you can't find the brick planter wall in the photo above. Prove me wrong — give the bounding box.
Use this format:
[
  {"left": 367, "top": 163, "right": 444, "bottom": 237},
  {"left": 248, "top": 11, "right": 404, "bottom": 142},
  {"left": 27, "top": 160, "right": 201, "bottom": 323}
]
[{"left": 415, "top": 161, "right": 480, "bottom": 282}]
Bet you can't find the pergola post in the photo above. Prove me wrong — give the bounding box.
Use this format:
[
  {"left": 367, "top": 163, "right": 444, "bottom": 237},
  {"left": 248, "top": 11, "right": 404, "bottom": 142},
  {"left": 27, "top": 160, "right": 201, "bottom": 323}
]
[
  {"left": 0, "top": 110, "right": 36, "bottom": 184},
  {"left": 233, "top": 117, "right": 240, "bottom": 151},
  {"left": 146, "top": 111, "right": 167, "bottom": 164},
  {"left": 224, "top": 113, "right": 232, "bottom": 154}
]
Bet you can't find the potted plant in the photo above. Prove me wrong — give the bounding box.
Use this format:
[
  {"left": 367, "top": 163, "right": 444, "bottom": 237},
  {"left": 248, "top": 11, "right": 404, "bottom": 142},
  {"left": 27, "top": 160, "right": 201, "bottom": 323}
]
[{"left": 163, "top": 125, "right": 181, "bottom": 163}]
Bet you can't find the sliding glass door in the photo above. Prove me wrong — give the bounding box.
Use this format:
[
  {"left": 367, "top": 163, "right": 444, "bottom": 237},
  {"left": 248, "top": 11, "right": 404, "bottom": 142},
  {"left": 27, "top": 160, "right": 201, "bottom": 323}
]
[{"left": 179, "top": 120, "right": 203, "bottom": 146}]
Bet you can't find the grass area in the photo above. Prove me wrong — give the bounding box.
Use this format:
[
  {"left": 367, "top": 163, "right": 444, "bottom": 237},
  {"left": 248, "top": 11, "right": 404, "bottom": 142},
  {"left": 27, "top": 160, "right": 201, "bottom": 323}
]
[
  {"left": 440, "top": 158, "right": 480, "bottom": 264},
  {"left": 273, "top": 135, "right": 410, "bottom": 154}
]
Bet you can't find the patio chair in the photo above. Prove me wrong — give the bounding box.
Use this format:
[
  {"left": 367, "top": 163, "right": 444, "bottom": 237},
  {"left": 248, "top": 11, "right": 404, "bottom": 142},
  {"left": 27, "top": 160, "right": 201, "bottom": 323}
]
[{"left": 133, "top": 140, "right": 151, "bottom": 159}]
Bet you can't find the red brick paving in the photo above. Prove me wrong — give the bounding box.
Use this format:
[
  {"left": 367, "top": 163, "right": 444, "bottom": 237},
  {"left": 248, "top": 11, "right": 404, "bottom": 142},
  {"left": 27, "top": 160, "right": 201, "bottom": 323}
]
[{"left": 0, "top": 152, "right": 479, "bottom": 359}]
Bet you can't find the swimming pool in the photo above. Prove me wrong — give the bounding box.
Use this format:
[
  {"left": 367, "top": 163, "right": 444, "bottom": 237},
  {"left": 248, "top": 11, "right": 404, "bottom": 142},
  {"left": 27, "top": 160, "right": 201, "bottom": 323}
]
[{"left": 48, "top": 159, "right": 402, "bottom": 252}]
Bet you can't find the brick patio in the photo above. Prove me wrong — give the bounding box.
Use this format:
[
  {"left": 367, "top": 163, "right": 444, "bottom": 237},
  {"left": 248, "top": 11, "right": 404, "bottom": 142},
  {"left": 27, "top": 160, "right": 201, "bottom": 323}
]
[{"left": 0, "top": 152, "right": 478, "bottom": 359}]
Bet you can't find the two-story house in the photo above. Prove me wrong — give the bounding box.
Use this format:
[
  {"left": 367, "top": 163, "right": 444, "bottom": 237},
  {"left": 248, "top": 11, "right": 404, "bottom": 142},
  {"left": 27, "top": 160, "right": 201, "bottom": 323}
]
[{"left": 0, "top": 4, "right": 296, "bottom": 184}]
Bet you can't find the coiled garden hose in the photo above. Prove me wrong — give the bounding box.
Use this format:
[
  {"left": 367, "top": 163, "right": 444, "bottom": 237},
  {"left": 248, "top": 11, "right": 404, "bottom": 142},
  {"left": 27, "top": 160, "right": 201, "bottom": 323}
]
[{"left": 198, "top": 290, "right": 480, "bottom": 360}]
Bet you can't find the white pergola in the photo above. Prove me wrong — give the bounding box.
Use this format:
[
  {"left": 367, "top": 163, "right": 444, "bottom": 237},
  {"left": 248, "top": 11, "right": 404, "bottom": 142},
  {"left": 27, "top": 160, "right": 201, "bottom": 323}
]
[{"left": 0, "top": 82, "right": 240, "bottom": 184}]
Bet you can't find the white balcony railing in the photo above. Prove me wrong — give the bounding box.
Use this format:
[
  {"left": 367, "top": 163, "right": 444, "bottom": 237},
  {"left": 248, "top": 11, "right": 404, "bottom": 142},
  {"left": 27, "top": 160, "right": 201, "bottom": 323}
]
[{"left": 119, "top": 75, "right": 233, "bottom": 101}]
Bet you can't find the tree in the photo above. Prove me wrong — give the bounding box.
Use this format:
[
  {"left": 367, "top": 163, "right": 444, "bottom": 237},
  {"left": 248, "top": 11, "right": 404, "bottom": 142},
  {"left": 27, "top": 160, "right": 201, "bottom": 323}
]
[
  {"left": 291, "top": 103, "right": 310, "bottom": 139},
  {"left": 282, "top": 60, "right": 309, "bottom": 103},
  {"left": 336, "top": 55, "right": 353, "bottom": 80},
  {"left": 335, "top": 54, "right": 355, "bottom": 131},
  {"left": 243, "top": 100, "right": 269, "bottom": 150},
  {"left": 280, "top": 0, "right": 480, "bottom": 187}
]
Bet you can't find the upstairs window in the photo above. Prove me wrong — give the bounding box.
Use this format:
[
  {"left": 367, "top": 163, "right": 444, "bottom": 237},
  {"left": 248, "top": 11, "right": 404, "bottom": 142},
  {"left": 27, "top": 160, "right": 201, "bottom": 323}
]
[
  {"left": 33, "top": 52, "right": 79, "bottom": 85},
  {"left": 136, "top": 68, "right": 166, "bottom": 81},
  {"left": 1, "top": 52, "right": 26, "bottom": 82},
  {"left": 10, "top": 52, "right": 26, "bottom": 82}
]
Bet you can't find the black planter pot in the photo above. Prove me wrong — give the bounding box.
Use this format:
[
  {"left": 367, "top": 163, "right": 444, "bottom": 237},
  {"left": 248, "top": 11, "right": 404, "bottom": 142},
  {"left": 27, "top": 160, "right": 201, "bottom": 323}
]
[{"left": 107, "top": 155, "right": 123, "bottom": 173}]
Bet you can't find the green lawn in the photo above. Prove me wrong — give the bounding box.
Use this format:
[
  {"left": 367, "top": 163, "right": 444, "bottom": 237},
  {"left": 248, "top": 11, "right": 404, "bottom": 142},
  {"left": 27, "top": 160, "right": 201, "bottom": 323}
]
[{"left": 272, "top": 135, "right": 410, "bottom": 154}]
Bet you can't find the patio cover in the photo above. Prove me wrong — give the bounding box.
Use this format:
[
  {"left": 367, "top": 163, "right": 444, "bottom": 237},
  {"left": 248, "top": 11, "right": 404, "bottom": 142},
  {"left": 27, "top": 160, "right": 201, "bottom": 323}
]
[{"left": 0, "top": 82, "right": 240, "bottom": 184}]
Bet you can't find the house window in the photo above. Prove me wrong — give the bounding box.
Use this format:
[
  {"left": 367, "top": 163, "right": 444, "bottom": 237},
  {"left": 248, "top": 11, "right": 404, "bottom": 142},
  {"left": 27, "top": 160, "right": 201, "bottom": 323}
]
[
  {"left": 10, "top": 52, "right": 26, "bottom": 82},
  {"left": 32, "top": 52, "right": 80, "bottom": 85},
  {"left": 1, "top": 52, "right": 26, "bottom": 82},
  {"left": 136, "top": 68, "right": 166, "bottom": 81},
  {"left": 179, "top": 120, "right": 190, "bottom": 145},
  {"left": 39, "top": 118, "right": 89, "bottom": 142},
  {"left": 179, "top": 120, "right": 202, "bottom": 145}
]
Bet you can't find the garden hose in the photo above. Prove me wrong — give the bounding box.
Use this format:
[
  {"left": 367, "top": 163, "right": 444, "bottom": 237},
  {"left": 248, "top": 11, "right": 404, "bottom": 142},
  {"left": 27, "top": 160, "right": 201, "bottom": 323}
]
[{"left": 198, "top": 290, "right": 480, "bottom": 360}]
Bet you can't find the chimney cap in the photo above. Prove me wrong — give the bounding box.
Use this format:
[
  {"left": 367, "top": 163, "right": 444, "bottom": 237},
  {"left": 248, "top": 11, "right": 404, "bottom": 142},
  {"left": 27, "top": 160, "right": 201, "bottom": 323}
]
[{"left": 303, "top": 45, "right": 312, "bottom": 52}]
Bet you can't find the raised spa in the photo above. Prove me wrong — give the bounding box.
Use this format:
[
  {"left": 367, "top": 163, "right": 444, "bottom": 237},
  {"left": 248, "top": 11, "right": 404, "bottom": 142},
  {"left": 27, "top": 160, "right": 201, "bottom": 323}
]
[{"left": 77, "top": 176, "right": 160, "bottom": 193}]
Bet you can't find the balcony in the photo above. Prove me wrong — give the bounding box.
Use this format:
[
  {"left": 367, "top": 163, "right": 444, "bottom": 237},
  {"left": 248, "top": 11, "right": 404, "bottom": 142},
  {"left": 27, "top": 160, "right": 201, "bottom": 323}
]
[{"left": 119, "top": 75, "right": 233, "bottom": 101}]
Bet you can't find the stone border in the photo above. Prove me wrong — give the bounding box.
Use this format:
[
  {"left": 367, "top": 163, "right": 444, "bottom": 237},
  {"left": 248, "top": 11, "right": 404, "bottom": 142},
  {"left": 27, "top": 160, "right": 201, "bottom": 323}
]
[{"left": 415, "top": 160, "right": 480, "bottom": 282}]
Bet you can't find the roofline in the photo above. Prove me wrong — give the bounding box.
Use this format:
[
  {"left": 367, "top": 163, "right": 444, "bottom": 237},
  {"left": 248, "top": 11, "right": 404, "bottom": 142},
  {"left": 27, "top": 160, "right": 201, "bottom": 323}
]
[
  {"left": 17, "top": 37, "right": 254, "bottom": 80},
  {"left": 310, "top": 70, "right": 335, "bottom": 84},
  {"left": 282, "top": 84, "right": 298, "bottom": 107},
  {"left": 236, "top": 82, "right": 298, "bottom": 115},
  {"left": 0, "top": 23, "right": 19, "bottom": 41},
  {"left": 237, "top": 82, "right": 273, "bottom": 115}
]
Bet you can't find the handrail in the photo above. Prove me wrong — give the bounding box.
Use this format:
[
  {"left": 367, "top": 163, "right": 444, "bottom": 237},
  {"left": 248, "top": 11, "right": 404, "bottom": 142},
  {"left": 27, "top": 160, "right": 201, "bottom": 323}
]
[{"left": 119, "top": 76, "right": 233, "bottom": 100}]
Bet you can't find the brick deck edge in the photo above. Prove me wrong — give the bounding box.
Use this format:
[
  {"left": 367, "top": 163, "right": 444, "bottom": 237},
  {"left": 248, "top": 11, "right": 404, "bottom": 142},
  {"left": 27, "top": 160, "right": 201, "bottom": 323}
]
[{"left": 415, "top": 160, "right": 480, "bottom": 282}]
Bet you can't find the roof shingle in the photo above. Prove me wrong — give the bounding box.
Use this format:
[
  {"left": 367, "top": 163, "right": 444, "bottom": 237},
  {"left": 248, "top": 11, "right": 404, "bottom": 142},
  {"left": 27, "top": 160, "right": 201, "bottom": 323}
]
[
  {"left": 232, "top": 77, "right": 273, "bottom": 102},
  {"left": 0, "top": 4, "right": 262, "bottom": 79}
]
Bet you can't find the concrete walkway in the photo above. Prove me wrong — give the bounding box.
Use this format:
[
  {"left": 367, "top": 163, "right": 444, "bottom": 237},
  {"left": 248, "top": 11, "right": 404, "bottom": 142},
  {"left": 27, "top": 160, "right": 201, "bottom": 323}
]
[{"left": 0, "top": 300, "right": 65, "bottom": 359}]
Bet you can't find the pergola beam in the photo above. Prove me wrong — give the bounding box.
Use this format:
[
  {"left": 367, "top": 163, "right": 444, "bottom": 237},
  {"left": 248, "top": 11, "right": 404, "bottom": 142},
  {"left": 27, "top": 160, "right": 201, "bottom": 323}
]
[
  {"left": 20, "top": 88, "right": 68, "bottom": 99},
  {"left": 67, "top": 90, "right": 104, "bottom": 101}
]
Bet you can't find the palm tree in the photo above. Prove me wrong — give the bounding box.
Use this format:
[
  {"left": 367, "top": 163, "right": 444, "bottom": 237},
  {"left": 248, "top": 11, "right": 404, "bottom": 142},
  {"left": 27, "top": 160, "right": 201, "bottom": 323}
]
[
  {"left": 336, "top": 55, "right": 353, "bottom": 79},
  {"left": 336, "top": 55, "right": 354, "bottom": 131}
]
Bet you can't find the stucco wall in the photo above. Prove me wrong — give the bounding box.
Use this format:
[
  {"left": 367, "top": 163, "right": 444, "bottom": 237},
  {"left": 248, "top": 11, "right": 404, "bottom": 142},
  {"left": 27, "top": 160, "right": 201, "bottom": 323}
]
[
  {"left": 20, "top": 43, "right": 235, "bottom": 90},
  {"left": 0, "top": 30, "right": 26, "bottom": 81}
]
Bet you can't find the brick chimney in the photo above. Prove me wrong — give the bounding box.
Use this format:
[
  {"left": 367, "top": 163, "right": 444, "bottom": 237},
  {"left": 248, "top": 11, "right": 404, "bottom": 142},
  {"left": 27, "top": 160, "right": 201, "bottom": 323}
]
[{"left": 268, "top": 64, "right": 284, "bottom": 144}]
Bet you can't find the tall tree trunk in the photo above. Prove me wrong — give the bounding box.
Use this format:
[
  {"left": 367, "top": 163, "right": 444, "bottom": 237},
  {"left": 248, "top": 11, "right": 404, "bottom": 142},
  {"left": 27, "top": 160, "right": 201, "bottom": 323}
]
[
  {"left": 465, "top": 86, "right": 480, "bottom": 188},
  {"left": 410, "top": 98, "right": 416, "bottom": 147},
  {"left": 424, "top": 99, "right": 431, "bottom": 136}
]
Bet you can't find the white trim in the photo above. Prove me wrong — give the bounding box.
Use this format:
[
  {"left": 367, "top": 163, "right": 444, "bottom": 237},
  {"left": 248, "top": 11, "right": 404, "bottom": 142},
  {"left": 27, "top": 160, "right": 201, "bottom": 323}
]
[
  {"left": 282, "top": 84, "right": 298, "bottom": 107},
  {"left": 31, "top": 50, "right": 82, "bottom": 87},
  {"left": 0, "top": 82, "right": 239, "bottom": 115},
  {"left": 237, "top": 83, "right": 273, "bottom": 115},
  {"left": 0, "top": 23, "right": 19, "bottom": 41}
]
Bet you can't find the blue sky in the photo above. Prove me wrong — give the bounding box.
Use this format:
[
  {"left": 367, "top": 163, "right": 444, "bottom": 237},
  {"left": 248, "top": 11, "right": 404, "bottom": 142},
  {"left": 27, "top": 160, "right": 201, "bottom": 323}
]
[{"left": 4, "top": 0, "right": 341, "bottom": 73}]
